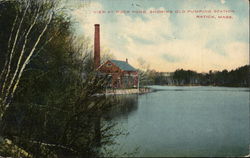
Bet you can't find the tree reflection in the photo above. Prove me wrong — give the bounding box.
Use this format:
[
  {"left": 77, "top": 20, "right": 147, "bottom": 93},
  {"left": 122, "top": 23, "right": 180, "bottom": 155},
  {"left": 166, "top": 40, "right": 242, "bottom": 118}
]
[{"left": 104, "top": 94, "right": 139, "bottom": 120}]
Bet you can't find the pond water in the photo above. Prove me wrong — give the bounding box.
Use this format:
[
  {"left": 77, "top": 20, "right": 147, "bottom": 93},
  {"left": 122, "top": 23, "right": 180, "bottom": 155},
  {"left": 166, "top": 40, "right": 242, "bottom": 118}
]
[{"left": 107, "top": 86, "right": 249, "bottom": 157}]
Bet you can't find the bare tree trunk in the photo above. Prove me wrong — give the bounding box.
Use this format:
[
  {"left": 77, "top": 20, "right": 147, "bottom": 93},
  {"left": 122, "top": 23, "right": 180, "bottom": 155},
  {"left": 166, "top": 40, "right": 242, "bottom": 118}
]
[
  {"left": 0, "top": 1, "right": 54, "bottom": 120},
  {"left": 3, "top": 4, "right": 42, "bottom": 103},
  {"left": 1, "top": 2, "right": 29, "bottom": 95},
  {"left": 0, "top": 13, "right": 18, "bottom": 83}
]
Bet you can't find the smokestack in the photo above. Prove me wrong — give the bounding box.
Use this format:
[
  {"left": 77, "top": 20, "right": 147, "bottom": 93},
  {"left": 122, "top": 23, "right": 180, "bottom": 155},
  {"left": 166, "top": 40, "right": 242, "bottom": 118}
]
[
  {"left": 94, "top": 24, "right": 100, "bottom": 69},
  {"left": 126, "top": 58, "right": 128, "bottom": 63}
]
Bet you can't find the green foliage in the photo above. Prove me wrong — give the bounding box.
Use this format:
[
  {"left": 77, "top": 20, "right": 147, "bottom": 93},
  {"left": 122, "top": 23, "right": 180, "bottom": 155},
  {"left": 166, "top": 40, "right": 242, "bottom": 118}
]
[
  {"left": 139, "top": 69, "right": 169, "bottom": 86},
  {"left": 139, "top": 65, "right": 249, "bottom": 87},
  {"left": 0, "top": 0, "right": 64, "bottom": 117},
  {"left": 173, "top": 69, "right": 201, "bottom": 85},
  {"left": 172, "top": 65, "right": 250, "bottom": 87},
  {"left": 0, "top": 0, "right": 122, "bottom": 157}
]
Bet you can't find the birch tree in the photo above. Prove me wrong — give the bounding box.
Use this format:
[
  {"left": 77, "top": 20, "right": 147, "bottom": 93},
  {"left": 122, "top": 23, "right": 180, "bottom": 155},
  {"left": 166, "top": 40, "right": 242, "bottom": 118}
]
[
  {"left": 0, "top": 0, "right": 57, "bottom": 120},
  {"left": 0, "top": 1, "right": 127, "bottom": 157}
]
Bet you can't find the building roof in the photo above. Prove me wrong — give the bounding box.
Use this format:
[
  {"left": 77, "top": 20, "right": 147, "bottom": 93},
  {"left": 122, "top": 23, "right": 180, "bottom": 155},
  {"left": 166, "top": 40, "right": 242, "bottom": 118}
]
[{"left": 110, "top": 60, "right": 137, "bottom": 71}]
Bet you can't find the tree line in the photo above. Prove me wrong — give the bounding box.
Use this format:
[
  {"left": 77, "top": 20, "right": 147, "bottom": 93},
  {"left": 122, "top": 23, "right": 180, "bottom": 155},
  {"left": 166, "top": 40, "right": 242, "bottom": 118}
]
[
  {"left": 139, "top": 65, "right": 250, "bottom": 87},
  {"left": 0, "top": 0, "right": 124, "bottom": 157}
]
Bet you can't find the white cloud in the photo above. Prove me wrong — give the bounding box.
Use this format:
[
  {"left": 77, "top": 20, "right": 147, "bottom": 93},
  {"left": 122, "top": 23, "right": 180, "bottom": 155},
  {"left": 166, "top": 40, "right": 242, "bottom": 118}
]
[
  {"left": 71, "top": 1, "right": 249, "bottom": 72},
  {"left": 220, "top": 0, "right": 226, "bottom": 4}
]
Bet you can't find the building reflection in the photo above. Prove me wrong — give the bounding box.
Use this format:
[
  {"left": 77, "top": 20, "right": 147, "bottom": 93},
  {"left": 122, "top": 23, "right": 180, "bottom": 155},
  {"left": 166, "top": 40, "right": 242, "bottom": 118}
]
[{"left": 104, "top": 94, "right": 139, "bottom": 120}]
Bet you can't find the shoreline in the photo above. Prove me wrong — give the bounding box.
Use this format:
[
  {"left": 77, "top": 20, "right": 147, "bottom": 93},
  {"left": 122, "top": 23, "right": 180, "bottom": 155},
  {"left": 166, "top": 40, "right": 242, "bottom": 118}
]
[
  {"left": 93, "top": 87, "right": 153, "bottom": 96},
  {"left": 104, "top": 87, "right": 153, "bottom": 95},
  {"left": 93, "top": 85, "right": 249, "bottom": 96},
  {"left": 147, "top": 84, "right": 250, "bottom": 88}
]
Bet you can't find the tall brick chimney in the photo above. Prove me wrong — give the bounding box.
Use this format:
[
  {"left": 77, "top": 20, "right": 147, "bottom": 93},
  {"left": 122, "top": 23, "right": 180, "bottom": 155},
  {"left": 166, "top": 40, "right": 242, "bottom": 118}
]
[{"left": 94, "top": 24, "right": 100, "bottom": 69}]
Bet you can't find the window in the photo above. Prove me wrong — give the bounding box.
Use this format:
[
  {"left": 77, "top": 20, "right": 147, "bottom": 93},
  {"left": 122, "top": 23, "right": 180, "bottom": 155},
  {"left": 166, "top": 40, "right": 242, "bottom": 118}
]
[{"left": 107, "top": 63, "right": 112, "bottom": 67}]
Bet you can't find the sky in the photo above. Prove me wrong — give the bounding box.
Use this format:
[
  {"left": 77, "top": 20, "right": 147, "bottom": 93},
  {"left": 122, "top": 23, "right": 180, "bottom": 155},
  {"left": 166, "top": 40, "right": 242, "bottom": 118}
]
[{"left": 66, "top": 0, "right": 249, "bottom": 72}]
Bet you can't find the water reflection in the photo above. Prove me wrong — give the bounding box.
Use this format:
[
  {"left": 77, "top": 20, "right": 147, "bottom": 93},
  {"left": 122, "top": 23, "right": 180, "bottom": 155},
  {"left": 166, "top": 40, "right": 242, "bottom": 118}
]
[
  {"left": 105, "top": 86, "right": 249, "bottom": 157},
  {"left": 104, "top": 94, "right": 139, "bottom": 120}
]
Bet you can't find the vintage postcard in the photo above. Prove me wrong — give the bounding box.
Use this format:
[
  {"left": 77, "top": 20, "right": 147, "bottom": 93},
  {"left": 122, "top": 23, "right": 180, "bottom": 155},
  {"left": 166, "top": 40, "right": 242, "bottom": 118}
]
[{"left": 0, "top": 0, "right": 249, "bottom": 157}]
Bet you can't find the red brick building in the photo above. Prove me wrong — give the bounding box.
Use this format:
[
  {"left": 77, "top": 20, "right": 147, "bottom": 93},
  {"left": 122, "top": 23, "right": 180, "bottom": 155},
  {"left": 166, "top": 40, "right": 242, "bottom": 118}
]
[{"left": 93, "top": 24, "right": 139, "bottom": 88}]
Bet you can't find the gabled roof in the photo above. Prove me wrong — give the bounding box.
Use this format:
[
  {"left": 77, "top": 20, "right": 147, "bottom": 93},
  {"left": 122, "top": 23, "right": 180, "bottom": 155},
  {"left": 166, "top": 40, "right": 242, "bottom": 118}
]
[{"left": 110, "top": 60, "right": 137, "bottom": 71}]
